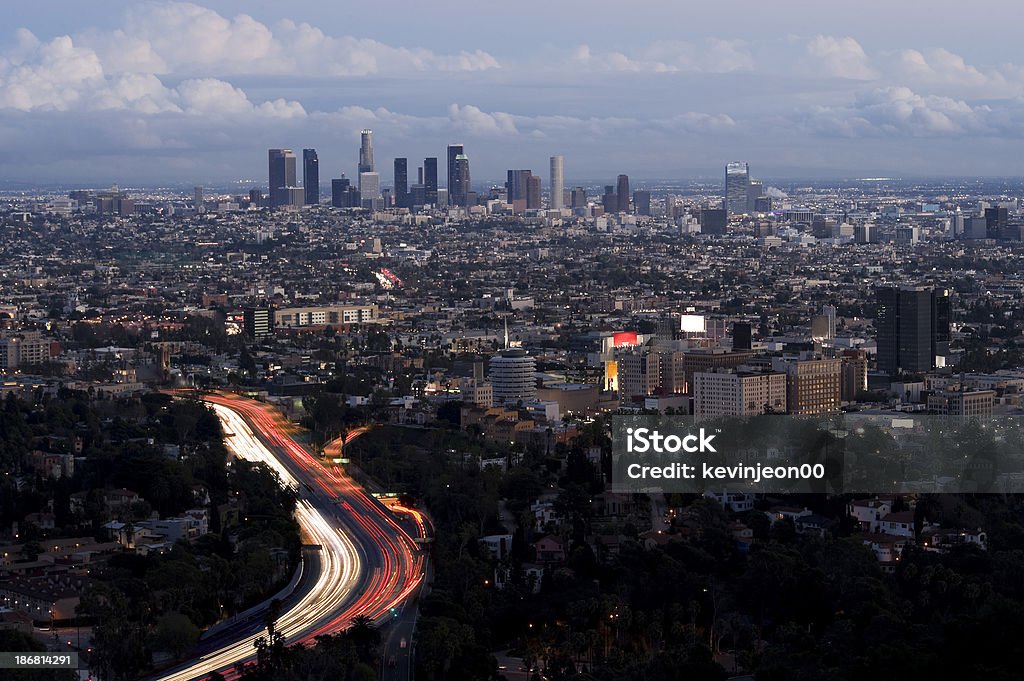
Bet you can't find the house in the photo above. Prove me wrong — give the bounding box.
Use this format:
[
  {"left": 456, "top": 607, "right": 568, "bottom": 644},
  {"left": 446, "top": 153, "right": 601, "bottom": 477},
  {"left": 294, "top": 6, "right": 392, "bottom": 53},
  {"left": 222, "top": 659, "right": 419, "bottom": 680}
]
[
  {"left": 765, "top": 506, "right": 812, "bottom": 524},
  {"left": 705, "top": 490, "right": 754, "bottom": 513},
  {"left": 480, "top": 534, "right": 513, "bottom": 561},
  {"left": 103, "top": 488, "right": 141, "bottom": 511},
  {"left": 847, "top": 497, "right": 892, "bottom": 533},
  {"left": 922, "top": 526, "right": 987, "bottom": 552},
  {"left": 859, "top": 533, "right": 911, "bottom": 573},
  {"left": 729, "top": 521, "right": 754, "bottom": 553},
  {"left": 534, "top": 535, "right": 566, "bottom": 565},
  {"left": 795, "top": 513, "right": 835, "bottom": 538},
  {"left": 878, "top": 511, "right": 916, "bottom": 538},
  {"left": 28, "top": 451, "right": 75, "bottom": 479}
]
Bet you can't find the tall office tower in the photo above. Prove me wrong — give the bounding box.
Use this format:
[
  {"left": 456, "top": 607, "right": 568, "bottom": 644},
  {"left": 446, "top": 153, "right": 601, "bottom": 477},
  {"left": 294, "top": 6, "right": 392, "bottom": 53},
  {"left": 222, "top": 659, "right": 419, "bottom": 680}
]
[
  {"left": 633, "top": 190, "right": 651, "bottom": 216},
  {"left": 570, "top": 186, "right": 586, "bottom": 209},
  {"left": 268, "top": 148, "right": 296, "bottom": 207},
  {"left": 725, "top": 161, "right": 750, "bottom": 216},
  {"left": 616, "top": 174, "right": 630, "bottom": 213},
  {"left": 732, "top": 322, "right": 752, "bottom": 350},
  {"left": 985, "top": 206, "right": 1008, "bottom": 239},
  {"left": 525, "top": 174, "right": 541, "bottom": 210},
  {"left": 840, "top": 349, "right": 869, "bottom": 402},
  {"left": 549, "top": 156, "right": 564, "bottom": 209},
  {"left": 488, "top": 348, "right": 537, "bottom": 405},
  {"left": 505, "top": 170, "right": 532, "bottom": 202},
  {"left": 876, "top": 286, "right": 951, "bottom": 376},
  {"left": 303, "top": 148, "right": 319, "bottom": 206},
  {"left": 700, "top": 208, "right": 728, "bottom": 235},
  {"left": 193, "top": 186, "right": 204, "bottom": 212},
  {"left": 331, "top": 176, "right": 359, "bottom": 208},
  {"left": 746, "top": 179, "right": 763, "bottom": 212},
  {"left": 358, "top": 130, "right": 374, "bottom": 174},
  {"left": 602, "top": 185, "right": 617, "bottom": 214},
  {"left": 243, "top": 307, "right": 274, "bottom": 339},
  {"left": 359, "top": 172, "right": 381, "bottom": 209},
  {"left": 393, "top": 158, "right": 408, "bottom": 208},
  {"left": 447, "top": 144, "right": 464, "bottom": 205},
  {"left": 451, "top": 153, "right": 471, "bottom": 207},
  {"left": 424, "top": 157, "right": 438, "bottom": 205},
  {"left": 248, "top": 188, "right": 263, "bottom": 208}
]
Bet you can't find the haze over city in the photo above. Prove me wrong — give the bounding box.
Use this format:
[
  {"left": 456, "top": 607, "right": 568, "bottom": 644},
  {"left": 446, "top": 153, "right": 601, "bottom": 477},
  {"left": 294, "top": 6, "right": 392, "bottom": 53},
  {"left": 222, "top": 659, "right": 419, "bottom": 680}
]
[{"left": 5, "top": 0, "right": 1024, "bottom": 184}]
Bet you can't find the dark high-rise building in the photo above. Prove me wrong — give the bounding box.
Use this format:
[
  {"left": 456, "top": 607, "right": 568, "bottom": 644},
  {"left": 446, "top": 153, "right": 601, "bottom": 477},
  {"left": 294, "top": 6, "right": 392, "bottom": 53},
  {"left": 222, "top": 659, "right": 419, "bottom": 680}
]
[
  {"left": 633, "top": 190, "right": 651, "bottom": 216},
  {"left": 733, "top": 322, "right": 752, "bottom": 350},
  {"left": 571, "top": 187, "right": 586, "bottom": 209},
  {"left": 746, "top": 179, "right": 763, "bottom": 212},
  {"left": 248, "top": 189, "right": 263, "bottom": 208},
  {"left": 526, "top": 174, "right": 541, "bottom": 210},
  {"left": 602, "top": 185, "right": 617, "bottom": 214},
  {"left": 447, "top": 144, "right": 464, "bottom": 205},
  {"left": 358, "top": 130, "right": 374, "bottom": 174},
  {"left": 876, "top": 286, "right": 951, "bottom": 376},
  {"left": 331, "top": 176, "right": 359, "bottom": 208},
  {"left": 616, "top": 174, "right": 630, "bottom": 213},
  {"left": 424, "top": 157, "right": 438, "bottom": 205},
  {"left": 243, "top": 307, "right": 274, "bottom": 339},
  {"left": 505, "top": 170, "right": 532, "bottom": 202},
  {"left": 725, "top": 161, "right": 750, "bottom": 215},
  {"left": 701, "top": 208, "right": 728, "bottom": 235},
  {"left": 451, "top": 152, "right": 471, "bottom": 207},
  {"left": 303, "top": 148, "right": 319, "bottom": 206},
  {"left": 985, "top": 206, "right": 1008, "bottom": 239},
  {"left": 268, "top": 149, "right": 296, "bottom": 207},
  {"left": 393, "top": 158, "right": 408, "bottom": 208}
]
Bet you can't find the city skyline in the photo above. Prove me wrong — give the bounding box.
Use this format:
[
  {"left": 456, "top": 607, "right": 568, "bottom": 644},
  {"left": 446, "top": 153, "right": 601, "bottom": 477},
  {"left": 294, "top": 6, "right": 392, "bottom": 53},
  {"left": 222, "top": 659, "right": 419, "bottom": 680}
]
[{"left": 6, "top": 2, "right": 1024, "bottom": 183}]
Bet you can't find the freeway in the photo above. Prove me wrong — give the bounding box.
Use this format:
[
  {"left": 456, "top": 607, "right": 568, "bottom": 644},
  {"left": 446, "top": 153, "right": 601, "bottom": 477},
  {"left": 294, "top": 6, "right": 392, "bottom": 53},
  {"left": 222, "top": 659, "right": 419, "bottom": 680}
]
[{"left": 152, "top": 393, "right": 426, "bottom": 681}]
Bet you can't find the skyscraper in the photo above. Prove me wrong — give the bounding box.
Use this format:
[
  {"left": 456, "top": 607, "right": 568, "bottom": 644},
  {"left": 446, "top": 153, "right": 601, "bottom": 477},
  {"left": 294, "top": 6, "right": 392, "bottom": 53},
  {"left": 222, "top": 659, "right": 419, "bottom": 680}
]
[
  {"left": 331, "top": 176, "right": 358, "bottom": 208},
  {"left": 633, "top": 190, "right": 651, "bottom": 216},
  {"left": 616, "top": 174, "right": 630, "bottom": 213},
  {"left": 451, "top": 153, "right": 471, "bottom": 207},
  {"left": 725, "top": 161, "right": 750, "bottom": 216},
  {"left": 358, "top": 130, "right": 374, "bottom": 174},
  {"left": 394, "top": 158, "right": 408, "bottom": 208},
  {"left": 423, "top": 157, "right": 438, "bottom": 205},
  {"left": 506, "top": 170, "right": 532, "bottom": 202},
  {"left": 549, "top": 156, "right": 564, "bottom": 209},
  {"left": 876, "top": 286, "right": 951, "bottom": 376},
  {"left": 447, "top": 144, "right": 464, "bottom": 206},
  {"left": 526, "top": 174, "right": 541, "bottom": 210},
  {"left": 302, "top": 148, "right": 319, "bottom": 206},
  {"left": 193, "top": 186, "right": 204, "bottom": 212},
  {"left": 268, "top": 149, "right": 296, "bottom": 208},
  {"left": 359, "top": 172, "right": 381, "bottom": 210}
]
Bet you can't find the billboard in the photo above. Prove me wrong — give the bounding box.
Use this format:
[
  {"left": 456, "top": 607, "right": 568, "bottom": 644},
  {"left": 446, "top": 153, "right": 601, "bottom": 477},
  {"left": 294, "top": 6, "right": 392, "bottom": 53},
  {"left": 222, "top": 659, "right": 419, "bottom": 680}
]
[{"left": 680, "top": 315, "right": 706, "bottom": 334}]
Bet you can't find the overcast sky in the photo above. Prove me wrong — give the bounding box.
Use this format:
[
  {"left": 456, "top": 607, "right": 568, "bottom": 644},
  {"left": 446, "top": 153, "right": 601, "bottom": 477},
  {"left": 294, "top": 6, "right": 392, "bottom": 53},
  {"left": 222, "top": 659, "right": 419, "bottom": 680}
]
[{"left": 4, "top": 1, "right": 1024, "bottom": 186}]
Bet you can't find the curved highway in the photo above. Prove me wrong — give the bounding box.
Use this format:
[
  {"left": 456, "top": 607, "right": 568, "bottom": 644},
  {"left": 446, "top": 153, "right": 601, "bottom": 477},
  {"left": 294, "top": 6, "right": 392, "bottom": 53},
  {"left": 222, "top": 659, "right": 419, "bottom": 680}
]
[{"left": 153, "top": 392, "right": 425, "bottom": 681}]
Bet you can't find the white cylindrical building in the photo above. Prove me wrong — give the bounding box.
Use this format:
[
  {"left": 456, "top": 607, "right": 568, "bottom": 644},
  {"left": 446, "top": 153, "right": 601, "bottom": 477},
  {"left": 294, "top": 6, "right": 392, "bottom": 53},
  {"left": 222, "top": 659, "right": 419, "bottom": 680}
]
[
  {"left": 549, "top": 156, "right": 564, "bottom": 210},
  {"left": 489, "top": 348, "right": 537, "bottom": 405}
]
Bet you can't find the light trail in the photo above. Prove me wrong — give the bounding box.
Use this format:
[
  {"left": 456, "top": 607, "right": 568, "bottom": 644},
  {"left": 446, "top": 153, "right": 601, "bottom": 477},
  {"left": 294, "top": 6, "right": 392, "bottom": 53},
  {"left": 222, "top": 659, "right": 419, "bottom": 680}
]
[{"left": 151, "top": 393, "right": 425, "bottom": 681}]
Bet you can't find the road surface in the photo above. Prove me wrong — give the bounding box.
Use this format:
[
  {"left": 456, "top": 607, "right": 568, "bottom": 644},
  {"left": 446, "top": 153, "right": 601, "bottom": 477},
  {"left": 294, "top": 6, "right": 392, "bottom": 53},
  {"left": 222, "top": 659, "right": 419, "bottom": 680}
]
[{"left": 151, "top": 393, "right": 426, "bottom": 681}]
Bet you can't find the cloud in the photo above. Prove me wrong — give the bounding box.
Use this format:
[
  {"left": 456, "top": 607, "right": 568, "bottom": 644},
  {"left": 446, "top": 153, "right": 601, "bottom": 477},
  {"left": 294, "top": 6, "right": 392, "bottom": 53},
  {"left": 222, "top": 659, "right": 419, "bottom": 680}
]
[
  {"left": 805, "top": 35, "right": 876, "bottom": 80},
  {"left": 803, "top": 86, "right": 993, "bottom": 137},
  {"left": 75, "top": 1, "right": 500, "bottom": 78},
  {"left": 561, "top": 39, "right": 753, "bottom": 74},
  {"left": 448, "top": 104, "right": 519, "bottom": 136}
]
